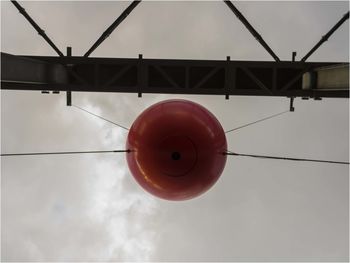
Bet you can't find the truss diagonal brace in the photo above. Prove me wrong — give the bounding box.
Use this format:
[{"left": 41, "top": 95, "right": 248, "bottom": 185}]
[
  {"left": 223, "top": 0, "right": 280, "bottom": 62},
  {"left": 301, "top": 11, "right": 349, "bottom": 62},
  {"left": 11, "top": 0, "right": 64, "bottom": 57},
  {"left": 84, "top": 0, "right": 142, "bottom": 57}
]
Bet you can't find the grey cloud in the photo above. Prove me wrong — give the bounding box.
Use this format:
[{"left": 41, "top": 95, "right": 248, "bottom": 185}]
[{"left": 1, "top": 1, "right": 349, "bottom": 262}]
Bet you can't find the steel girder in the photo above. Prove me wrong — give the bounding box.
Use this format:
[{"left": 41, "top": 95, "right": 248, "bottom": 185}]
[{"left": 1, "top": 52, "right": 348, "bottom": 98}]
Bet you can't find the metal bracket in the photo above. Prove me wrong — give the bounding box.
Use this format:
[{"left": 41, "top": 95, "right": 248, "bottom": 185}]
[{"left": 289, "top": 97, "right": 295, "bottom": 112}]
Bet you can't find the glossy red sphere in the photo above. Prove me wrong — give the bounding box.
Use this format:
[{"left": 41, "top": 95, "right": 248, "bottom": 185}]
[{"left": 126, "top": 99, "right": 227, "bottom": 201}]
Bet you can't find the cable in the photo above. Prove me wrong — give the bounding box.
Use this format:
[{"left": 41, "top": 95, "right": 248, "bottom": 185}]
[
  {"left": 225, "top": 110, "right": 289, "bottom": 133},
  {"left": 224, "top": 151, "right": 349, "bottom": 165},
  {"left": 72, "top": 105, "right": 129, "bottom": 131},
  {"left": 1, "top": 150, "right": 130, "bottom": 157}
]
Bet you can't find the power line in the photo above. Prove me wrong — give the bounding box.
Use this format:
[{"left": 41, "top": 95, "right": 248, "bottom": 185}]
[
  {"left": 72, "top": 105, "right": 129, "bottom": 131},
  {"left": 225, "top": 110, "right": 289, "bottom": 133},
  {"left": 1, "top": 150, "right": 130, "bottom": 157},
  {"left": 225, "top": 151, "right": 349, "bottom": 165}
]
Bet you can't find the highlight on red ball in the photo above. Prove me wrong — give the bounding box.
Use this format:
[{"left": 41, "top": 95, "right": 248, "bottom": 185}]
[{"left": 126, "top": 99, "right": 227, "bottom": 201}]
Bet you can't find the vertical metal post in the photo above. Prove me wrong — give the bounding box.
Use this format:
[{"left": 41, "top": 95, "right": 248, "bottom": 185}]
[
  {"left": 138, "top": 54, "right": 143, "bottom": 98},
  {"left": 185, "top": 66, "right": 189, "bottom": 90},
  {"left": 66, "top": 47, "right": 72, "bottom": 106},
  {"left": 272, "top": 67, "right": 277, "bottom": 91},
  {"left": 289, "top": 97, "right": 295, "bottom": 112},
  {"left": 289, "top": 51, "right": 297, "bottom": 110},
  {"left": 225, "top": 56, "right": 230, "bottom": 100}
]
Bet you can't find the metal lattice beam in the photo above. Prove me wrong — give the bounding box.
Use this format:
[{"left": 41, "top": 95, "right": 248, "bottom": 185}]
[{"left": 1, "top": 53, "right": 348, "bottom": 98}]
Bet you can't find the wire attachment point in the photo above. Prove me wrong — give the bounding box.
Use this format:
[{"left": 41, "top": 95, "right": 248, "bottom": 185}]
[{"left": 289, "top": 97, "right": 295, "bottom": 112}]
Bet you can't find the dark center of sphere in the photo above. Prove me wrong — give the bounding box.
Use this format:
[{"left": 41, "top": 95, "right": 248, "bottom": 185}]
[{"left": 171, "top": 151, "right": 181, "bottom": 160}]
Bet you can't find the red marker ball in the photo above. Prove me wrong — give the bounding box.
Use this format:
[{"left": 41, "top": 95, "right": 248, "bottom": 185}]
[{"left": 126, "top": 99, "right": 227, "bottom": 201}]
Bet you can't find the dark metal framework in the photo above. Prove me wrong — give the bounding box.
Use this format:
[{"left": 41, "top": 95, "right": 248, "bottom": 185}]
[
  {"left": 1, "top": 53, "right": 348, "bottom": 98},
  {"left": 301, "top": 11, "right": 350, "bottom": 62},
  {"left": 2, "top": 0, "right": 349, "bottom": 99},
  {"left": 11, "top": 0, "right": 64, "bottom": 57},
  {"left": 84, "top": 0, "right": 141, "bottom": 57},
  {"left": 223, "top": 0, "right": 280, "bottom": 62}
]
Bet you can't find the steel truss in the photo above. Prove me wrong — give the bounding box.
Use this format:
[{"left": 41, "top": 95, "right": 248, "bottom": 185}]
[
  {"left": 2, "top": 1, "right": 349, "bottom": 99},
  {"left": 1, "top": 52, "right": 348, "bottom": 98}
]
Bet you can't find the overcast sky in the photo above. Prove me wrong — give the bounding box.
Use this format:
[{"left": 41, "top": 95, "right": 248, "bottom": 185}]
[{"left": 1, "top": 1, "right": 349, "bottom": 261}]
